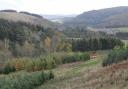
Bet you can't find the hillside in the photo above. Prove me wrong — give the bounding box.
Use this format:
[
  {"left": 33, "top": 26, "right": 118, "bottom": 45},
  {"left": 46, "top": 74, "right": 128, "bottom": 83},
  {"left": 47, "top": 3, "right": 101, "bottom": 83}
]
[
  {"left": 97, "top": 12, "right": 128, "bottom": 28},
  {"left": 37, "top": 51, "right": 128, "bottom": 89},
  {"left": 0, "top": 18, "right": 60, "bottom": 60},
  {"left": 0, "top": 10, "right": 58, "bottom": 28},
  {"left": 64, "top": 6, "right": 128, "bottom": 28}
]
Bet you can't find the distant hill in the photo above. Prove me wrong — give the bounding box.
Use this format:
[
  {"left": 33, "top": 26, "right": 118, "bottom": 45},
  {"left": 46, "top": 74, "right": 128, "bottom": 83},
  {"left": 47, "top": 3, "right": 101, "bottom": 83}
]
[
  {"left": 64, "top": 6, "right": 128, "bottom": 28},
  {"left": 97, "top": 12, "right": 128, "bottom": 28},
  {"left": 42, "top": 14, "right": 77, "bottom": 24},
  {"left": 0, "top": 10, "right": 58, "bottom": 28},
  {"left": 19, "top": 11, "right": 43, "bottom": 18}
]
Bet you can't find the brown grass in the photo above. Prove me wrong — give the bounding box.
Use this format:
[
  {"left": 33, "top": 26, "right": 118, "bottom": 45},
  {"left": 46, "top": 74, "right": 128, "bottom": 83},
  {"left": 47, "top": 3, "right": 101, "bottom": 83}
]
[{"left": 37, "top": 59, "right": 128, "bottom": 89}]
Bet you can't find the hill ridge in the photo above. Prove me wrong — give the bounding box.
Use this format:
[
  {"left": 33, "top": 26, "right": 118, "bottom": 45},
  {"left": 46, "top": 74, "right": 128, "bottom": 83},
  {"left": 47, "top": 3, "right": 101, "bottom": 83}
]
[{"left": 64, "top": 6, "right": 128, "bottom": 28}]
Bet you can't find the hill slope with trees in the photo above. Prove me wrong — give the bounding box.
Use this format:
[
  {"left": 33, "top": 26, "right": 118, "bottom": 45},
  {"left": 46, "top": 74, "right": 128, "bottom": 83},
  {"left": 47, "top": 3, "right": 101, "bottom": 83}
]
[
  {"left": 0, "top": 10, "right": 58, "bottom": 28},
  {"left": 64, "top": 6, "right": 128, "bottom": 28}
]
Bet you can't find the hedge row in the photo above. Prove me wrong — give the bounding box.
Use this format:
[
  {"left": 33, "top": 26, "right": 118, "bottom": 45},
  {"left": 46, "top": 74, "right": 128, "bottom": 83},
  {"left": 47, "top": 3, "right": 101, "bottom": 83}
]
[
  {"left": 103, "top": 48, "right": 128, "bottom": 66},
  {"left": 0, "top": 71, "right": 54, "bottom": 89},
  {"left": 5, "top": 52, "right": 90, "bottom": 72},
  {"left": 62, "top": 52, "right": 90, "bottom": 63},
  {"left": 0, "top": 64, "right": 16, "bottom": 74}
]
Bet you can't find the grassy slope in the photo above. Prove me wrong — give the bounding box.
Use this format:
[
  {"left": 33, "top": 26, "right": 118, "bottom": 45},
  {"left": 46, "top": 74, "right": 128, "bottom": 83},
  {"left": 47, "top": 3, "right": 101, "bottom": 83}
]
[
  {"left": 112, "top": 27, "right": 128, "bottom": 33},
  {"left": 36, "top": 51, "right": 128, "bottom": 89}
]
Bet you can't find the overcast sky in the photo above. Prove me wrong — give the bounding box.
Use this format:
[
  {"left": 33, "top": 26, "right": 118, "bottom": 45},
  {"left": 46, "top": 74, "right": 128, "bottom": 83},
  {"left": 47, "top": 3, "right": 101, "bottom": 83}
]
[{"left": 0, "top": 0, "right": 128, "bottom": 15}]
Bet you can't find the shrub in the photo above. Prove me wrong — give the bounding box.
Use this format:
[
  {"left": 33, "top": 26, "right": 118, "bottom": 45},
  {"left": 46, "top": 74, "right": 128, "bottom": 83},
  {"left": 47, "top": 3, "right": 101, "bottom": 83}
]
[
  {"left": 0, "top": 64, "right": 16, "bottom": 74},
  {"left": 62, "top": 52, "right": 90, "bottom": 64},
  {"left": 103, "top": 48, "right": 128, "bottom": 66},
  {"left": 79, "top": 52, "right": 90, "bottom": 61},
  {"left": 0, "top": 71, "right": 54, "bottom": 89},
  {"left": 49, "top": 71, "right": 54, "bottom": 79},
  {"left": 6, "top": 52, "right": 90, "bottom": 72}
]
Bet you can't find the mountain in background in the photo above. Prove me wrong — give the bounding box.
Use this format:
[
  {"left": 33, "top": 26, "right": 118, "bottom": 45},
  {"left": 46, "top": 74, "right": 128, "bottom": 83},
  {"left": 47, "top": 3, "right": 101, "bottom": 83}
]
[
  {"left": 42, "top": 14, "right": 77, "bottom": 24},
  {"left": 64, "top": 6, "right": 128, "bottom": 28},
  {"left": 2, "top": 7, "right": 128, "bottom": 29},
  {"left": 0, "top": 10, "right": 58, "bottom": 28}
]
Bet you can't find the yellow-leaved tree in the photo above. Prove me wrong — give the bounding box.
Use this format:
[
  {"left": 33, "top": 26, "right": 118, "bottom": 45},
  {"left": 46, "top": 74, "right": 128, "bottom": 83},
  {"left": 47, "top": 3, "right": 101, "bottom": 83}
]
[{"left": 44, "top": 37, "right": 52, "bottom": 52}]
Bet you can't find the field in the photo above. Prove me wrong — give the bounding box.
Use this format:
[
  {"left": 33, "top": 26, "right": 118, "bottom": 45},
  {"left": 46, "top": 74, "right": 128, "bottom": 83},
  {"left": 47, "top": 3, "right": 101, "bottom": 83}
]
[
  {"left": 113, "top": 27, "right": 128, "bottom": 32},
  {"left": 0, "top": 50, "right": 128, "bottom": 89},
  {"left": 122, "top": 40, "right": 128, "bottom": 45},
  {"left": 35, "top": 51, "right": 128, "bottom": 89}
]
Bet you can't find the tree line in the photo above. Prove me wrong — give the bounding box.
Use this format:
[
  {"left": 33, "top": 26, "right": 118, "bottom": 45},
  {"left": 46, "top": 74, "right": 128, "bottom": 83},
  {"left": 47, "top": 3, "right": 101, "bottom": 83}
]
[{"left": 72, "top": 37, "right": 124, "bottom": 52}]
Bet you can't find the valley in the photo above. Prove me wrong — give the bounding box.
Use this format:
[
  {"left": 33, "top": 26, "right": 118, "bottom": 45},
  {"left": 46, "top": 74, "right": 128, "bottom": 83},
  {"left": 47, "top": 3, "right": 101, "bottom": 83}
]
[{"left": 0, "top": 5, "right": 128, "bottom": 89}]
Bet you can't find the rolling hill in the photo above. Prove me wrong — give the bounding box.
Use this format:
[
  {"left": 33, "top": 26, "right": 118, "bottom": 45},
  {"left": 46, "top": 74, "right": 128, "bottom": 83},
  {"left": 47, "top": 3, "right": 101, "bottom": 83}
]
[
  {"left": 0, "top": 10, "right": 58, "bottom": 28},
  {"left": 97, "top": 12, "right": 128, "bottom": 28},
  {"left": 64, "top": 6, "right": 128, "bottom": 28}
]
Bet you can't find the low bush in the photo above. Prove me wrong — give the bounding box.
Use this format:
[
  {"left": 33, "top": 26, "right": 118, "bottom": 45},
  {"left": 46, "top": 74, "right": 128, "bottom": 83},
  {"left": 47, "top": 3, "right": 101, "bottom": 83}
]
[
  {"left": 0, "top": 64, "right": 16, "bottom": 74},
  {"left": 103, "top": 48, "right": 128, "bottom": 66},
  {"left": 49, "top": 71, "right": 54, "bottom": 79},
  {"left": 62, "top": 52, "right": 90, "bottom": 64},
  {"left": 0, "top": 71, "right": 54, "bottom": 89},
  {"left": 6, "top": 52, "right": 90, "bottom": 72}
]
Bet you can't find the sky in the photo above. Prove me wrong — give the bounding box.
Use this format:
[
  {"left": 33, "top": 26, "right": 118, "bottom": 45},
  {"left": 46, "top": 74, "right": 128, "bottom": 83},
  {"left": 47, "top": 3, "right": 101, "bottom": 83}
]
[{"left": 0, "top": 0, "right": 128, "bottom": 15}]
